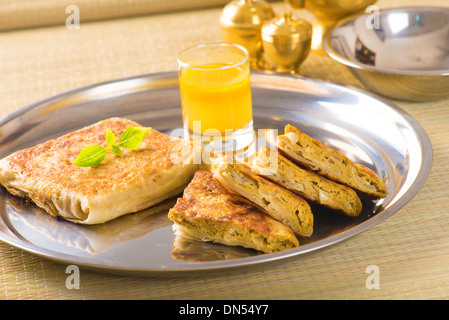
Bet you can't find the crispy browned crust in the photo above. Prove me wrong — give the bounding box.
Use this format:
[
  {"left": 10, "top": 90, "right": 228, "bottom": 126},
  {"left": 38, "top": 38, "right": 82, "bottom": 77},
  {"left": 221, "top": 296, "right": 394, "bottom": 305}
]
[
  {"left": 22, "top": 119, "right": 188, "bottom": 193},
  {"left": 280, "top": 124, "right": 388, "bottom": 199},
  {"left": 168, "top": 171, "right": 299, "bottom": 253}
]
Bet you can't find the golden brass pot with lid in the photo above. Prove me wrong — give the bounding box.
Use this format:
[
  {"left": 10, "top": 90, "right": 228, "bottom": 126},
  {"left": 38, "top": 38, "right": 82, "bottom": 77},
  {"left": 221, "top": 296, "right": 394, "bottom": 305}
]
[
  {"left": 220, "top": 0, "right": 275, "bottom": 69},
  {"left": 261, "top": 10, "right": 312, "bottom": 74}
]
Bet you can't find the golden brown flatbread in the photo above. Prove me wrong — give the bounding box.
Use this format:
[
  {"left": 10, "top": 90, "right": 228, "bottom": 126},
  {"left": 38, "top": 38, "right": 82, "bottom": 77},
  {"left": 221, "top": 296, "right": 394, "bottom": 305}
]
[
  {"left": 168, "top": 171, "right": 300, "bottom": 253},
  {"left": 0, "top": 117, "right": 201, "bottom": 224}
]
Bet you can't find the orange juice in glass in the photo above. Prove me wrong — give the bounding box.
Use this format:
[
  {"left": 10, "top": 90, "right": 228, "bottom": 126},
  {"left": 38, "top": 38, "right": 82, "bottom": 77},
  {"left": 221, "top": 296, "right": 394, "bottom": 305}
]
[{"left": 177, "top": 43, "right": 254, "bottom": 154}]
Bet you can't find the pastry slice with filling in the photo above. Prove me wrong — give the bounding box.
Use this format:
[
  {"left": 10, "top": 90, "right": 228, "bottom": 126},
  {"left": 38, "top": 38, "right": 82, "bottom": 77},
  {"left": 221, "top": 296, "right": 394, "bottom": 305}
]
[
  {"left": 277, "top": 124, "right": 388, "bottom": 199},
  {"left": 252, "top": 146, "right": 362, "bottom": 217},
  {"left": 0, "top": 117, "right": 201, "bottom": 224},
  {"left": 211, "top": 157, "right": 313, "bottom": 237},
  {"left": 168, "top": 171, "right": 300, "bottom": 254}
]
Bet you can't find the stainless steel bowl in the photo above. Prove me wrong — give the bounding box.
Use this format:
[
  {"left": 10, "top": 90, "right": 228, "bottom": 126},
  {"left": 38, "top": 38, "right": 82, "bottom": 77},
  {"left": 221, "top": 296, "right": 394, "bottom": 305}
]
[{"left": 323, "top": 6, "right": 449, "bottom": 102}]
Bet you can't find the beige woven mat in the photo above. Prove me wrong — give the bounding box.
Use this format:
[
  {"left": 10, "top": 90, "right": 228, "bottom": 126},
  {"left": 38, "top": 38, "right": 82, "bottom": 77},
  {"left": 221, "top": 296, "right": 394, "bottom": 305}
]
[
  {"left": 1, "top": 0, "right": 449, "bottom": 299},
  {"left": 0, "top": 0, "right": 231, "bottom": 31}
]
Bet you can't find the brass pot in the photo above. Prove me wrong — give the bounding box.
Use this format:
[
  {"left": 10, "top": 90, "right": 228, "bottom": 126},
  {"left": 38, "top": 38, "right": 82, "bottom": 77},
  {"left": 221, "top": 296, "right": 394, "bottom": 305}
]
[
  {"left": 220, "top": 0, "right": 275, "bottom": 69},
  {"left": 261, "top": 11, "right": 312, "bottom": 74},
  {"left": 287, "top": 0, "right": 377, "bottom": 20},
  {"left": 286, "top": 0, "right": 377, "bottom": 53}
]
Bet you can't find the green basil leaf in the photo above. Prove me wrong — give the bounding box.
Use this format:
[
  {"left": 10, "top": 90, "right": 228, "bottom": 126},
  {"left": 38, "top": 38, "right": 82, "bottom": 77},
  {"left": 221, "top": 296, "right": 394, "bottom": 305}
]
[
  {"left": 72, "top": 125, "right": 151, "bottom": 167},
  {"left": 106, "top": 129, "right": 116, "bottom": 146},
  {"left": 110, "top": 144, "right": 124, "bottom": 158},
  {"left": 72, "top": 145, "right": 107, "bottom": 167},
  {"left": 117, "top": 126, "right": 151, "bottom": 150}
]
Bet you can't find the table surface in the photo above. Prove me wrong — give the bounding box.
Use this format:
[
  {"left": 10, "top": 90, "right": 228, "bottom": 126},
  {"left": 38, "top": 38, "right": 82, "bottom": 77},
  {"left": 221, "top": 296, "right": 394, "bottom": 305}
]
[{"left": 1, "top": 0, "right": 448, "bottom": 300}]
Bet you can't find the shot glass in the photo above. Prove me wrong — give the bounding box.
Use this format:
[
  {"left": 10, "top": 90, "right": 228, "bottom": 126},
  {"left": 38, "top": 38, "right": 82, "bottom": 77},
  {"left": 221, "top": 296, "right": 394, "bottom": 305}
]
[{"left": 177, "top": 43, "right": 255, "bottom": 156}]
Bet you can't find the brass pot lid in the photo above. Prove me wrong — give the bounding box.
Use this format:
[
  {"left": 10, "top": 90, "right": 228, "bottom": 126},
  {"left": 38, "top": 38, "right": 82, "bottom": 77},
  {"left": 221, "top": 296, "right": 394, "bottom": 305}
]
[
  {"left": 220, "top": 0, "right": 275, "bottom": 29},
  {"left": 262, "top": 11, "right": 312, "bottom": 42}
]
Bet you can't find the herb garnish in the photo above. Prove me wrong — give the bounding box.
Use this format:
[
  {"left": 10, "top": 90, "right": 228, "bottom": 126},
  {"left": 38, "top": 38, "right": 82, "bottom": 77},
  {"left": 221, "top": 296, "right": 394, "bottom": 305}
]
[{"left": 72, "top": 126, "right": 151, "bottom": 167}]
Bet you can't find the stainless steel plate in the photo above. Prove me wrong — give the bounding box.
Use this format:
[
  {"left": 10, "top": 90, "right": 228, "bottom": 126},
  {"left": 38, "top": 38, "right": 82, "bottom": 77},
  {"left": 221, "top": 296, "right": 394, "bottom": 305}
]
[{"left": 0, "top": 72, "right": 432, "bottom": 275}]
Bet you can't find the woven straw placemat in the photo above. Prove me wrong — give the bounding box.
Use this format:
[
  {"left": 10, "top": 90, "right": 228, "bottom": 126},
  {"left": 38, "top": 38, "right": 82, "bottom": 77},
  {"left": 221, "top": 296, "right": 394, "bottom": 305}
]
[
  {"left": 0, "top": 0, "right": 232, "bottom": 31},
  {"left": 1, "top": 0, "right": 449, "bottom": 300}
]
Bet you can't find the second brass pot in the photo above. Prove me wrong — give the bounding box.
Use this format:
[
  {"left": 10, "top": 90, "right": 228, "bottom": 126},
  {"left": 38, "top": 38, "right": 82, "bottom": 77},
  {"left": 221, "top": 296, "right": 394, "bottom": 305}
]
[
  {"left": 220, "top": 0, "right": 275, "bottom": 68},
  {"left": 262, "top": 11, "right": 313, "bottom": 73}
]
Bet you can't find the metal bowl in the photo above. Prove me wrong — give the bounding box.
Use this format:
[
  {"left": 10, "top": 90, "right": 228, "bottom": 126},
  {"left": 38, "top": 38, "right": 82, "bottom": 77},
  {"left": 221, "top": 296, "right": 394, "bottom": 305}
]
[{"left": 323, "top": 6, "right": 449, "bottom": 102}]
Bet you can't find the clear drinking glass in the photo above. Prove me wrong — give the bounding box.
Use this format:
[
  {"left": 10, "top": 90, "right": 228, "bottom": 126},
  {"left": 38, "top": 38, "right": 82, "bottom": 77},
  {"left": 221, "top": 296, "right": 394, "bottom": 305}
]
[{"left": 177, "top": 43, "right": 255, "bottom": 156}]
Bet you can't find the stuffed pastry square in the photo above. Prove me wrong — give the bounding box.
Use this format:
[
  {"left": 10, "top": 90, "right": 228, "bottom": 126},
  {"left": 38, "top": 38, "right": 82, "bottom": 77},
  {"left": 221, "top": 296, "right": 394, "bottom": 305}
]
[{"left": 0, "top": 117, "right": 201, "bottom": 224}]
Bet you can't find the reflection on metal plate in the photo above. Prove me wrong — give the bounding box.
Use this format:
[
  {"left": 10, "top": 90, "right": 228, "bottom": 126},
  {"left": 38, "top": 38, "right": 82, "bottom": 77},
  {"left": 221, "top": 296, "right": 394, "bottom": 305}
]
[{"left": 0, "top": 72, "right": 432, "bottom": 274}]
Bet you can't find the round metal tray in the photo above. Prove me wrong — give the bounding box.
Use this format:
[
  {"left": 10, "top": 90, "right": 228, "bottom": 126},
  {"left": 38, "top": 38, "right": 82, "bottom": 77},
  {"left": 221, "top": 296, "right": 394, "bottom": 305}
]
[{"left": 0, "top": 72, "right": 432, "bottom": 275}]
